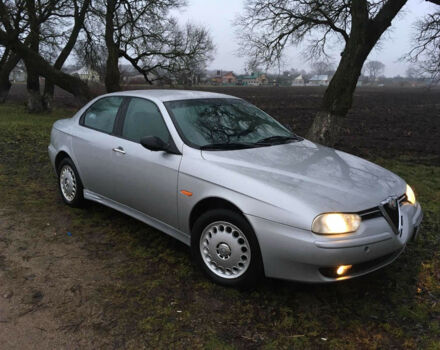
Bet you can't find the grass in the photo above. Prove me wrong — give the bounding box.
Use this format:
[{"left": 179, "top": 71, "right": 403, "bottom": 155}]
[{"left": 0, "top": 102, "right": 439, "bottom": 349}]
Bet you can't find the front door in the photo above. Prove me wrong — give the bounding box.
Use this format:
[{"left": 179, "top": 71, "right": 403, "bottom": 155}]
[{"left": 110, "top": 97, "right": 182, "bottom": 228}]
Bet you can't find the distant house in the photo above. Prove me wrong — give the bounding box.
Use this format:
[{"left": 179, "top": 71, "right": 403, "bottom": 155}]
[
  {"left": 210, "top": 70, "right": 223, "bottom": 85},
  {"left": 222, "top": 71, "right": 237, "bottom": 85},
  {"left": 308, "top": 75, "right": 329, "bottom": 86},
  {"left": 72, "top": 67, "right": 100, "bottom": 82},
  {"left": 238, "top": 72, "right": 268, "bottom": 86},
  {"left": 292, "top": 74, "right": 305, "bottom": 86},
  {"left": 10, "top": 68, "right": 26, "bottom": 82},
  {"left": 210, "top": 70, "right": 237, "bottom": 85}
]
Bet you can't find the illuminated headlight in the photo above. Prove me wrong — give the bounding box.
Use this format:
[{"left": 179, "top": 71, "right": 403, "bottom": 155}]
[
  {"left": 312, "top": 213, "right": 361, "bottom": 234},
  {"left": 406, "top": 184, "right": 416, "bottom": 205}
]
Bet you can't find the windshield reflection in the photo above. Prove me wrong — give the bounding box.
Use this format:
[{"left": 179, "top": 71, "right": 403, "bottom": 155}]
[{"left": 165, "top": 98, "right": 294, "bottom": 148}]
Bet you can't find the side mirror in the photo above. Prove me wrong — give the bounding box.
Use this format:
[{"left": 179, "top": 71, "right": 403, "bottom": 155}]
[
  {"left": 140, "top": 136, "right": 181, "bottom": 155},
  {"left": 140, "top": 136, "right": 169, "bottom": 152}
]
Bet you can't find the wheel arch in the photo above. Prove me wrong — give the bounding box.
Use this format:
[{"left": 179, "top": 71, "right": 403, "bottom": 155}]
[
  {"left": 54, "top": 151, "right": 73, "bottom": 174},
  {"left": 189, "top": 196, "right": 247, "bottom": 232}
]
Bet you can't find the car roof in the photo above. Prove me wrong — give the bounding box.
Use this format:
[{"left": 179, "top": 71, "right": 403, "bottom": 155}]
[{"left": 106, "top": 89, "right": 238, "bottom": 102}]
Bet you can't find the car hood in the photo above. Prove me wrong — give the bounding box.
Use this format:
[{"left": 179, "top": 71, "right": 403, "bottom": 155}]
[{"left": 200, "top": 140, "right": 406, "bottom": 214}]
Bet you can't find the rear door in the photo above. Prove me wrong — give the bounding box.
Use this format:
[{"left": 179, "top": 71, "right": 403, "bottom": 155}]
[
  {"left": 110, "top": 97, "right": 182, "bottom": 228},
  {"left": 72, "top": 96, "right": 125, "bottom": 199}
]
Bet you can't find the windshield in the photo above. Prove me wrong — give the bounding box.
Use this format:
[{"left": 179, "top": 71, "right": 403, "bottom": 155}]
[{"left": 164, "top": 98, "right": 297, "bottom": 149}]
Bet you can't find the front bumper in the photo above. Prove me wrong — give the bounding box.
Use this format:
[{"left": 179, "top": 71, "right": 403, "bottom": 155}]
[{"left": 246, "top": 202, "right": 423, "bottom": 283}]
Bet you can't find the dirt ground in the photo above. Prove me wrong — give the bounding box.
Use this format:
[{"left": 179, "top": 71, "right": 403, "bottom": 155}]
[
  {"left": 0, "top": 88, "right": 439, "bottom": 349},
  {"left": 0, "top": 208, "right": 112, "bottom": 349}
]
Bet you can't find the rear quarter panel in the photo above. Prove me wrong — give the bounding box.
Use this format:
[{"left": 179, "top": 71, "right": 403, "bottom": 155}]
[{"left": 49, "top": 118, "right": 83, "bottom": 178}]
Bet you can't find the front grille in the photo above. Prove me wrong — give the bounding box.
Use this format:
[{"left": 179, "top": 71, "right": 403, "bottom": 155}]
[
  {"left": 359, "top": 194, "right": 405, "bottom": 235},
  {"left": 381, "top": 201, "right": 400, "bottom": 231},
  {"left": 379, "top": 194, "right": 405, "bottom": 235},
  {"left": 358, "top": 207, "right": 382, "bottom": 220}
]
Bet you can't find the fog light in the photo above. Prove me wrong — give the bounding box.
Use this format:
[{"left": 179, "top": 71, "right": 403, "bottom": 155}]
[{"left": 336, "top": 265, "right": 352, "bottom": 276}]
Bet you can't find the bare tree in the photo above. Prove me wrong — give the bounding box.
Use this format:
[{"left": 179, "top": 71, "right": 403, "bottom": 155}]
[
  {"left": 74, "top": 39, "right": 107, "bottom": 82},
  {"left": 85, "top": 0, "right": 214, "bottom": 92},
  {"left": 42, "top": 0, "right": 92, "bottom": 111},
  {"left": 0, "top": 0, "right": 91, "bottom": 108},
  {"left": 364, "top": 60, "right": 385, "bottom": 81},
  {"left": 245, "top": 57, "right": 263, "bottom": 75},
  {"left": 1, "top": 0, "right": 213, "bottom": 107},
  {"left": 311, "top": 61, "right": 335, "bottom": 75},
  {"left": 174, "top": 52, "right": 211, "bottom": 86},
  {"left": 0, "top": 0, "right": 27, "bottom": 103},
  {"left": 0, "top": 31, "right": 90, "bottom": 102},
  {"left": 405, "top": 66, "right": 420, "bottom": 79},
  {"left": 236, "top": 0, "right": 409, "bottom": 145},
  {"left": 22, "top": 0, "right": 74, "bottom": 112},
  {"left": 406, "top": 2, "right": 439, "bottom": 84}
]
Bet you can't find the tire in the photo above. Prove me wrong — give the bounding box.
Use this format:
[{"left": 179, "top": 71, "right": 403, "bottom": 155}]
[
  {"left": 57, "top": 158, "right": 84, "bottom": 207},
  {"left": 191, "top": 209, "right": 264, "bottom": 289}
]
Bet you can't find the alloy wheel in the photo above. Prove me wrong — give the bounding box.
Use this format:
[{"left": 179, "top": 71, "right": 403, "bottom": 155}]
[
  {"left": 199, "top": 221, "right": 251, "bottom": 279},
  {"left": 60, "top": 165, "right": 77, "bottom": 202}
]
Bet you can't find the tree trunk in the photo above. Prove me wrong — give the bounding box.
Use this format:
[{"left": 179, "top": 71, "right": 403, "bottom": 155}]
[
  {"left": 43, "top": 81, "right": 55, "bottom": 111},
  {"left": 104, "top": 0, "right": 121, "bottom": 92},
  {"left": 21, "top": 48, "right": 90, "bottom": 103},
  {"left": 26, "top": 62, "right": 46, "bottom": 113},
  {"left": 0, "top": 78, "right": 11, "bottom": 103},
  {"left": 27, "top": 87, "right": 45, "bottom": 112},
  {"left": 43, "top": 0, "right": 91, "bottom": 110},
  {"left": 105, "top": 45, "right": 121, "bottom": 93},
  {"left": 26, "top": 54, "right": 45, "bottom": 113},
  {"left": 24, "top": 0, "right": 46, "bottom": 113},
  {"left": 306, "top": 0, "right": 408, "bottom": 146},
  {"left": 306, "top": 43, "right": 370, "bottom": 145},
  {"left": 0, "top": 31, "right": 91, "bottom": 102},
  {"left": 0, "top": 52, "right": 20, "bottom": 103}
]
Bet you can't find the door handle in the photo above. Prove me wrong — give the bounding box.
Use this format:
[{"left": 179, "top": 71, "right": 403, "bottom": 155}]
[{"left": 112, "top": 146, "right": 126, "bottom": 154}]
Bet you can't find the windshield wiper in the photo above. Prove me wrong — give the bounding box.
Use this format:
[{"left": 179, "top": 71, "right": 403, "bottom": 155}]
[
  {"left": 200, "top": 142, "right": 257, "bottom": 150},
  {"left": 255, "top": 135, "right": 302, "bottom": 145}
]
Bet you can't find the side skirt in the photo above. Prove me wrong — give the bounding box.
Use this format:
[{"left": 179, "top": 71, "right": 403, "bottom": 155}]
[{"left": 83, "top": 189, "right": 191, "bottom": 246}]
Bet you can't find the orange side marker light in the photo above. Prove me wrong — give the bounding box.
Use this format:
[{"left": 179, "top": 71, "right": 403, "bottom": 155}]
[{"left": 180, "top": 190, "right": 193, "bottom": 197}]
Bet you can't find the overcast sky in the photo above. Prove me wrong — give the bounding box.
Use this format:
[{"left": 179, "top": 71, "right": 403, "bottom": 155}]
[{"left": 174, "top": 0, "right": 436, "bottom": 77}]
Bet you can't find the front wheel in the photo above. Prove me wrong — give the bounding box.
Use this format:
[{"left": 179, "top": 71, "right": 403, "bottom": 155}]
[{"left": 191, "top": 209, "right": 263, "bottom": 289}]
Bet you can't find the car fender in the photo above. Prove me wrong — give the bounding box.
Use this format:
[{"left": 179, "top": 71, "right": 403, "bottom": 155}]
[{"left": 177, "top": 171, "right": 313, "bottom": 237}]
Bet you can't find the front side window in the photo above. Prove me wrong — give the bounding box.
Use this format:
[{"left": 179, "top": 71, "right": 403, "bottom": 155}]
[
  {"left": 82, "top": 96, "right": 123, "bottom": 134},
  {"left": 122, "top": 98, "right": 170, "bottom": 143},
  {"left": 164, "top": 98, "right": 294, "bottom": 149}
]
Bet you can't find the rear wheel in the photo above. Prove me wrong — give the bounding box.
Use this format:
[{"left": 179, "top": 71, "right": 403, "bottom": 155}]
[
  {"left": 58, "top": 158, "right": 84, "bottom": 207},
  {"left": 192, "top": 209, "right": 263, "bottom": 289}
]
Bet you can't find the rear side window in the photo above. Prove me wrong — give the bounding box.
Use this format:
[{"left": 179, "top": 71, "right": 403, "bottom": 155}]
[
  {"left": 82, "top": 96, "right": 123, "bottom": 134},
  {"left": 122, "top": 98, "right": 170, "bottom": 143}
]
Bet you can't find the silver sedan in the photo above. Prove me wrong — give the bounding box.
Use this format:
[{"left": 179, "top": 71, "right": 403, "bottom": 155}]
[{"left": 48, "top": 90, "right": 423, "bottom": 288}]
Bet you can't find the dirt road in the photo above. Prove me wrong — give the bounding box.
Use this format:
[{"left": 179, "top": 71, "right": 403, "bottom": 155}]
[{"left": 0, "top": 208, "right": 122, "bottom": 349}]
